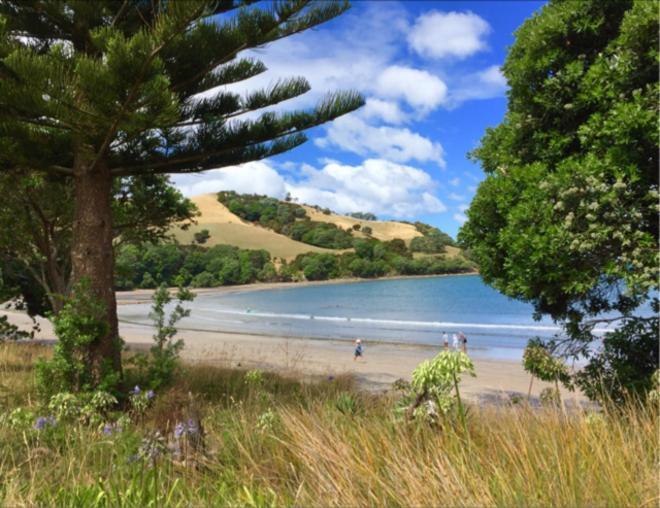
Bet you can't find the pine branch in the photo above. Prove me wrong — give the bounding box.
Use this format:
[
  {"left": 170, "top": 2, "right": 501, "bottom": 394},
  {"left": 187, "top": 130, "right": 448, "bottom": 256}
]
[{"left": 88, "top": 2, "right": 208, "bottom": 173}]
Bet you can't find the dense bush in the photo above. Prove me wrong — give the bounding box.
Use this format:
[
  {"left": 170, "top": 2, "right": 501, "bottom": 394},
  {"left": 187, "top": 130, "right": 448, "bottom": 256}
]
[
  {"left": 219, "top": 191, "right": 306, "bottom": 233},
  {"left": 410, "top": 222, "right": 455, "bottom": 254},
  {"left": 218, "top": 191, "right": 353, "bottom": 249},
  {"left": 36, "top": 280, "right": 121, "bottom": 398},
  {"left": 115, "top": 243, "right": 277, "bottom": 290},
  {"left": 291, "top": 241, "right": 474, "bottom": 282},
  {"left": 349, "top": 212, "right": 377, "bottom": 221},
  {"left": 393, "top": 256, "right": 474, "bottom": 276},
  {"left": 290, "top": 220, "right": 353, "bottom": 249},
  {"left": 300, "top": 254, "right": 340, "bottom": 281}
]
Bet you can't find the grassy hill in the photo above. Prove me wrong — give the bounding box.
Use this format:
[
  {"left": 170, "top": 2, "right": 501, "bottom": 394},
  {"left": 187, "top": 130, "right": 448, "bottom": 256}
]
[
  {"left": 174, "top": 193, "right": 462, "bottom": 260},
  {"left": 173, "top": 194, "right": 340, "bottom": 260}
]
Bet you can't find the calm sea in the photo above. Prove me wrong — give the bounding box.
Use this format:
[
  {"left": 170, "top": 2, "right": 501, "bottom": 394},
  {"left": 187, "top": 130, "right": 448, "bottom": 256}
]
[{"left": 118, "top": 274, "right": 620, "bottom": 361}]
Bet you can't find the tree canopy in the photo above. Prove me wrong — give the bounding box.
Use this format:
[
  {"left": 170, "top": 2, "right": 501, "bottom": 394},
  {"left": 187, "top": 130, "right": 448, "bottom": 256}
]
[
  {"left": 0, "top": 0, "right": 363, "bottom": 386},
  {"left": 459, "top": 0, "right": 658, "bottom": 399}
]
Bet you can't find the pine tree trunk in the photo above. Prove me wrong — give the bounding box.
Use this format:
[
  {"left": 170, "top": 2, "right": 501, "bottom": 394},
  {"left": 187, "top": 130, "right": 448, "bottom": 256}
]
[{"left": 71, "top": 159, "right": 121, "bottom": 380}]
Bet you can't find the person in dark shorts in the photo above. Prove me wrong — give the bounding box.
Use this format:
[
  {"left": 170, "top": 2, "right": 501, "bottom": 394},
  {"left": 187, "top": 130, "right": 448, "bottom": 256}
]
[{"left": 354, "top": 339, "right": 363, "bottom": 361}]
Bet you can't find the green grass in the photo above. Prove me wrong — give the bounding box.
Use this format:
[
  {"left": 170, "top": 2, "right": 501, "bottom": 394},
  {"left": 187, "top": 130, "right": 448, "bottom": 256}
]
[{"left": 0, "top": 343, "right": 657, "bottom": 507}]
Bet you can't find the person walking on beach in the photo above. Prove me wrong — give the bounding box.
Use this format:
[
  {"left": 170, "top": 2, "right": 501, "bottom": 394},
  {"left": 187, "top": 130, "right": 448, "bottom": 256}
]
[
  {"left": 354, "top": 339, "right": 363, "bottom": 361},
  {"left": 452, "top": 333, "right": 459, "bottom": 351},
  {"left": 442, "top": 332, "right": 449, "bottom": 351},
  {"left": 459, "top": 331, "right": 468, "bottom": 354}
]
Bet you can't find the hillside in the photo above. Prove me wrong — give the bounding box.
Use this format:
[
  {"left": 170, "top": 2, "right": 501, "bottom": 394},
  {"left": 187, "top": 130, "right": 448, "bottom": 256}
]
[
  {"left": 301, "top": 205, "right": 422, "bottom": 244},
  {"left": 174, "top": 193, "right": 460, "bottom": 260},
  {"left": 174, "top": 194, "right": 339, "bottom": 260}
]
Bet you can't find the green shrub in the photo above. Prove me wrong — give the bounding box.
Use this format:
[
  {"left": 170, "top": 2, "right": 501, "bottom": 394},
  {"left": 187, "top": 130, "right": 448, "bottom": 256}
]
[
  {"left": 193, "top": 229, "right": 210, "bottom": 244},
  {"left": 36, "top": 280, "right": 121, "bottom": 398},
  {"left": 334, "top": 392, "right": 358, "bottom": 415},
  {"left": 131, "top": 286, "right": 195, "bottom": 390}
]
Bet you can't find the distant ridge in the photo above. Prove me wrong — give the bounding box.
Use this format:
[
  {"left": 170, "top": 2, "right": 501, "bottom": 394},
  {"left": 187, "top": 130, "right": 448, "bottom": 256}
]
[{"left": 174, "top": 193, "right": 461, "bottom": 260}]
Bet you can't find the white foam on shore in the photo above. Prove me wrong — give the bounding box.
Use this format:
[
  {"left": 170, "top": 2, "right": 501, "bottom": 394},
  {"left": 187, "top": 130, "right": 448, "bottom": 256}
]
[{"left": 195, "top": 307, "right": 615, "bottom": 334}]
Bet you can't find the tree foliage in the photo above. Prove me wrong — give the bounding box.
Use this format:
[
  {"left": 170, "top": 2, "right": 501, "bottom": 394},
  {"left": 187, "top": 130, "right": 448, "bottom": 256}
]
[
  {"left": 115, "top": 243, "right": 276, "bottom": 290},
  {"left": 0, "top": 0, "right": 363, "bottom": 383},
  {"left": 459, "top": 0, "right": 658, "bottom": 399},
  {"left": 0, "top": 172, "right": 196, "bottom": 314},
  {"left": 36, "top": 280, "right": 121, "bottom": 398},
  {"left": 411, "top": 222, "right": 455, "bottom": 254}
]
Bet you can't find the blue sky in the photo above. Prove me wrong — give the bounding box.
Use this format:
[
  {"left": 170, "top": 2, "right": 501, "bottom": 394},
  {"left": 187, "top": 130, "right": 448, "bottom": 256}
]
[{"left": 172, "top": 1, "right": 545, "bottom": 237}]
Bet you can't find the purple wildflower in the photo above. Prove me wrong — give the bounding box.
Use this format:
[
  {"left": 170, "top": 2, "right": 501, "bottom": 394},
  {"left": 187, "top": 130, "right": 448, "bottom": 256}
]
[
  {"left": 174, "top": 422, "right": 185, "bottom": 439},
  {"left": 103, "top": 422, "right": 123, "bottom": 436},
  {"left": 138, "top": 431, "right": 167, "bottom": 464},
  {"left": 131, "top": 385, "right": 141, "bottom": 395},
  {"left": 174, "top": 419, "right": 199, "bottom": 440},
  {"left": 186, "top": 418, "right": 199, "bottom": 435},
  {"left": 34, "top": 416, "right": 56, "bottom": 431},
  {"left": 146, "top": 390, "right": 155, "bottom": 401}
]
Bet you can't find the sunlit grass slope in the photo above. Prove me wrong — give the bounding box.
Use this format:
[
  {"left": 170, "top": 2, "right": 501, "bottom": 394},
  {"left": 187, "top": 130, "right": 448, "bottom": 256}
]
[
  {"left": 172, "top": 194, "right": 463, "bottom": 261},
  {"left": 173, "top": 194, "right": 336, "bottom": 259}
]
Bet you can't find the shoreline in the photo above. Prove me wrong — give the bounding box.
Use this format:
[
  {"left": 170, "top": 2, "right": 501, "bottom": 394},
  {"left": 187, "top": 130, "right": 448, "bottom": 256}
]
[
  {"left": 1, "top": 304, "right": 585, "bottom": 404},
  {"left": 116, "top": 271, "right": 480, "bottom": 305}
]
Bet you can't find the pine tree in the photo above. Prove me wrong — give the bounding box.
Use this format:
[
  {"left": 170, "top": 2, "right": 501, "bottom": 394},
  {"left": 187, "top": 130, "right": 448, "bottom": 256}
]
[{"left": 0, "top": 1, "right": 363, "bottom": 382}]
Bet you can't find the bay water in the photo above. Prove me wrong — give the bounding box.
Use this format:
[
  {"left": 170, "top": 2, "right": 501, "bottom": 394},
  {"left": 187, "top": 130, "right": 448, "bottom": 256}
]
[{"left": 119, "top": 274, "right": 617, "bottom": 361}]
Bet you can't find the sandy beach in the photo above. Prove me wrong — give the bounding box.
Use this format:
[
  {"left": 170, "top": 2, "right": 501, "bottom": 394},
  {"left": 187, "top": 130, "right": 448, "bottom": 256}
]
[{"left": 2, "top": 281, "right": 583, "bottom": 404}]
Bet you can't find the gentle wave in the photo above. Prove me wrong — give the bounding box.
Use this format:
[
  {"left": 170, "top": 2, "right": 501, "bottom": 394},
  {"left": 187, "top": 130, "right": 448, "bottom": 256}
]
[{"left": 195, "top": 307, "right": 615, "bottom": 334}]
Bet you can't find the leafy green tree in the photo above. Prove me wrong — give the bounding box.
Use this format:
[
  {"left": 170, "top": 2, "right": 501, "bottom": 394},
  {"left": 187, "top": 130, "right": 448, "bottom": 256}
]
[
  {"left": 522, "top": 338, "right": 572, "bottom": 402},
  {"left": 459, "top": 0, "right": 658, "bottom": 399},
  {"left": 353, "top": 239, "right": 374, "bottom": 259},
  {"left": 0, "top": 172, "right": 194, "bottom": 314},
  {"left": 349, "top": 212, "right": 377, "bottom": 221},
  {"left": 193, "top": 229, "right": 210, "bottom": 245},
  {"left": 301, "top": 253, "right": 338, "bottom": 281},
  {"left": 0, "top": 1, "right": 363, "bottom": 379}
]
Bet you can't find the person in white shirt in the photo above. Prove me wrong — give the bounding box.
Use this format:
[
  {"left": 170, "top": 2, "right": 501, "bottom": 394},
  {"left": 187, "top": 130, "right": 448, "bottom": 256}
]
[
  {"left": 452, "top": 333, "right": 459, "bottom": 351},
  {"left": 442, "top": 332, "right": 449, "bottom": 351}
]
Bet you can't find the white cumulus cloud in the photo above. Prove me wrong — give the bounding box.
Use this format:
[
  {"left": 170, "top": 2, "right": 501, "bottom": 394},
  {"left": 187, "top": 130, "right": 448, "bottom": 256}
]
[
  {"left": 171, "top": 159, "right": 447, "bottom": 219},
  {"left": 171, "top": 161, "right": 287, "bottom": 198},
  {"left": 315, "top": 114, "right": 445, "bottom": 167},
  {"left": 375, "top": 65, "right": 448, "bottom": 112},
  {"left": 408, "top": 11, "right": 491, "bottom": 60},
  {"left": 453, "top": 212, "right": 468, "bottom": 225},
  {"left": 448, "top": 64, "right": 507, "bottom": 107},
  {"left": 361, "top": 98, "right": 409, "bottom": 124}
]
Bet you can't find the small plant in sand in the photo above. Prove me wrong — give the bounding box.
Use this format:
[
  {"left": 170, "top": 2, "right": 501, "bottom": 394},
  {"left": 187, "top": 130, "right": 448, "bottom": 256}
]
[
  {"left": 245, "top": 369, "right": 265, "bottom": 387},
  {"left": 523, "top": 338, "right": 573, "bottom": 402},
  {"left": 403, "top": 351, "right": 475, "bottom": 431},
  {"left": 128, "top": 285, "right": 194, "bottom": 390}
]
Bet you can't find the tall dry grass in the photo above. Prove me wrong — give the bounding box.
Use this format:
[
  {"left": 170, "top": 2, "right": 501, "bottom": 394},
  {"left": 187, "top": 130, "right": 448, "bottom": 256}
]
[{"left": 0, "top": 343, "right": 657, "bottom": 507}]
